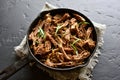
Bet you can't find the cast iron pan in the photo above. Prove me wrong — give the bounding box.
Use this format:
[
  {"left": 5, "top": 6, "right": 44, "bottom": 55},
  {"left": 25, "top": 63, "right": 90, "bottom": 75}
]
[{"left": 0, "top": 8, "right": 98, "bottom": 80}]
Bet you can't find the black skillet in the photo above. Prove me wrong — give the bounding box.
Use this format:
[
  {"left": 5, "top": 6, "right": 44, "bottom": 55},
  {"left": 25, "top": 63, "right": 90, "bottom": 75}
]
[{"left": 0, "top": 8, "right": 98, "bottom": 80}]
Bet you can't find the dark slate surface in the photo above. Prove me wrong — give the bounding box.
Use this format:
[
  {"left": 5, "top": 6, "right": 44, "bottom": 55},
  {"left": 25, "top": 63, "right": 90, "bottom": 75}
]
[{"left": 0, "top": 0, "right": 120, "bottom": 80}]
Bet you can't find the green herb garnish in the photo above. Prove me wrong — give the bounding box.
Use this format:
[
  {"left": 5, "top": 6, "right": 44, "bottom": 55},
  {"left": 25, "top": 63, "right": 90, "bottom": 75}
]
[
  {"left": 79, "top": 21, "right": 90, "bottom": 25},
  {"left": 55, "top": 25, "right": 62, "bottom": 35},
  {"left": 71, "top": 44, "right": 78, "bottom": 55},
  {"left": 38, "top": 27, "right": 46, "bottom": 39},
  {"left": 71, "top": 38, "right": 81, "bottom": 55},
  {"left": 72, "top": 38, "right": 80, "bottom": 45},
  {"left": 35, "top": 40, "right": 39, "bottom": 46},
  {"left": 35, "top": 40, "right": 39, "bottom": 44}
]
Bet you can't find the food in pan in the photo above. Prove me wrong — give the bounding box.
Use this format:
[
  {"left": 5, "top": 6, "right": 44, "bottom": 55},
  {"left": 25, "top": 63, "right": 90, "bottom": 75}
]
[{"left": 29, "top": 12, "right": 96, "bottom": 68}]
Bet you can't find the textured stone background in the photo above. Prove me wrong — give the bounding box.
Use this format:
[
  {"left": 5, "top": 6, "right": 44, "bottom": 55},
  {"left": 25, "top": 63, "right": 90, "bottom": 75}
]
[{"left": 0, "top": 0, "right": 120, "bottom": 80}]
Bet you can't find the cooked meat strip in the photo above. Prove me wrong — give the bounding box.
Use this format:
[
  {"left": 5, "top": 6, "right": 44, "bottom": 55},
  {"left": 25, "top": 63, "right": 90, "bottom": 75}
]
[
  {"left": 76, "top": 24, "right": 80, "bottom": 37},
  {"left": 45, "top": 59, "right": 55, "bottom": 67},
  {"left": 70, "top": 22, "right": 79, "bottom": 35},
  {"left": 64, "top": 47, "right": 73, "bottom": 53},
  {"left": 29, "top": 32, "right": 36, "bottom": 41},
  {"left": 36, "top": 20, "right": 45, "bottom": 28},
  {"left": 70, "top": 18, "right": 76, "bottom": 24},
  {"left": 48, "top": 25, "right": 56, "bottom": 35},
  {"left": 53, "top": 14, "right": 62, "bottom": 20},
  {"left": 34, "top": 44, "right": 48, "bottom": 55},
  {"left": 76, "top": 41, "right": 85, "bottom": 49},
  {"left": 56, "top": 52, "right": 65, "bottom": 62},
  {"left": 45, "top": 59, "right": 76, "bottom": 67},
  {"left": 78, "top": 31, "right": 85, "bottom": 39},
  {"left": 58, "top": 44, "right": 71, "bottom": 60},
  {"left": 73, "top": 13, "right": 86, "bottom": 22},
  {"left": 61, "top": 20, "right": 69, "bottom": 27},
  {"left": 64, "top": 28, "right": 71, "bottom": 41},
  {"left": 70, "top": 22, "right": 78, "bottom": 31},
  {"left": 56, "top": 36, "right": 65, "bottom": 44},
  {"left": 45, "top": 13, "right": 52, "bottom": 23},
  {"left": 84, "top": 39, "right": 95, "bottom": 49},
  {"left": 45, "top": 40, "right": 51, "bottom": 51},
  {"left": 86, "top": 27, "right": 93, "bottom": 39},
  {"left": 46, "top": 32, "right": 58, "bottom": 47},
  {"left": 44, "top": 22, "right": 51, "bottom": 32},
  {"left": 79, "top": 24, "right": 87, "bottom": 39},
  {"left": 72, "top": 50, "right": 90, "bottom": 61},
  {"left": 54, "top": 61, "right": 76, "bottom": 67},
  {"left": 56, "top": 13, "right": 70, "bottom": 23}
]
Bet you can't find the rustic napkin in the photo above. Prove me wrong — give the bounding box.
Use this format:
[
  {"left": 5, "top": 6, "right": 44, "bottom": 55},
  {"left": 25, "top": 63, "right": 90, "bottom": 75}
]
[{"left": 14, "top": 2, "right": 106, "bottom": 80}]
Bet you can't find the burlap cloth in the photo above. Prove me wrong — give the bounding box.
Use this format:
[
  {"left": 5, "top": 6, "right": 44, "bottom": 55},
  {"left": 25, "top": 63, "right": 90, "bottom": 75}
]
[{"left": 14, "top": 2, "right": 106, "bottom": 80}]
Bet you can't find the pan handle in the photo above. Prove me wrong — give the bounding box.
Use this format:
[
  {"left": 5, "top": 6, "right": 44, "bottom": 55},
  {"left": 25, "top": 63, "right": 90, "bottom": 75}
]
[{"left": 0, "top": 57, "right": 30, "bottom": 80}]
